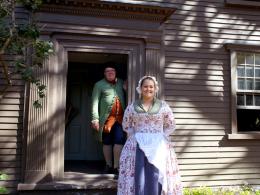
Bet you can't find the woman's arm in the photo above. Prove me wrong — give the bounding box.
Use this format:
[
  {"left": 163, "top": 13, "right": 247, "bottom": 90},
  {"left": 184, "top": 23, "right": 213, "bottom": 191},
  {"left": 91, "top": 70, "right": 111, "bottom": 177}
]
[
  {"left": 122, "top": 104, "right": 134, "bottom": 136},
  {"left": 163, "top": 102, "right": 176, "bottom": 137}
]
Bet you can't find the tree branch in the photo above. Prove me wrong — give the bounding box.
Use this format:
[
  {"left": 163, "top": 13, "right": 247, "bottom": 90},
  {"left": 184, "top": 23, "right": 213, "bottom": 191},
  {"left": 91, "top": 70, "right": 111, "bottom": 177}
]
[{"left": 0, "top": 54, "right": 12, "bottom": 85}]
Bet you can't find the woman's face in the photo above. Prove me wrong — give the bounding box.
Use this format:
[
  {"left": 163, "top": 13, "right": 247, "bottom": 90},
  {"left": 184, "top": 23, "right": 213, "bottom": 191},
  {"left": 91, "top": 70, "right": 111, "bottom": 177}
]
[{"left": 141, "top": 78, "right": 155, "bottom": 99}]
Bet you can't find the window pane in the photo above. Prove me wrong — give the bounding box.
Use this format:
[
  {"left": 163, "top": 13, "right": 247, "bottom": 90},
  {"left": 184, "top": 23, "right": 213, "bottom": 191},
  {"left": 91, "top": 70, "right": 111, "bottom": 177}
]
[
  {"left": 256, "top": 54, "right": 260, "bottom": 65},
  {"left": 238, "top": 78, "right": 245, "bottom": 90},
  {"left": 246, "top": 79, "right": 253, "bottom": 90},
  {"left": 237, "top": 53, "right": 245, "bottom": 65},
  {"left": 255, "top": 68, "right": 260, "bottom": 77},
  {"left": 246, "top": 66, "right": 254, "bottom": 77},
  {"left": 237, "top": 94, "right": 244, "bottom": 105},
  {"left": 246, "top": 54, "right": 254, "bottom": 65},
  {"left": 237, "top": 109, "right": 260, "bottom": 131},
  {"left": 246, "top": 95, "right": 253, "bottom": 105},
  {"left": 255, "top": 80, "right": 260, "bottom": 90},
  {"left": 255, "top": 95, "right": 260, "bottom": 106},
  {"left": 237, "top": 66, "right": 245, "bottom": 77}
]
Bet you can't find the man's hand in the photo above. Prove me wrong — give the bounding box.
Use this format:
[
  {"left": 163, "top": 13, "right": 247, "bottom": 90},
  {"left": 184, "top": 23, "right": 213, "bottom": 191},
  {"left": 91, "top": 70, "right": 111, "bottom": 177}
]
[{"left": 91, "top": 121, "right": 100, "bottom": 131}]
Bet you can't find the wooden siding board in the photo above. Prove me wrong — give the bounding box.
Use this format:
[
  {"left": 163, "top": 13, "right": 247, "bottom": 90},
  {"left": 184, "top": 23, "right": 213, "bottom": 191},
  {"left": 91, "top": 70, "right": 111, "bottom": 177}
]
[
  {"left": 165, "top": 80, "right": 227, "bottom": 87},
  {"left": 171, "top": 101, "right": 229, "bottom": 108},
  {"left": 165, "top": 63, "right": 227, "bottom": 71},
  {"left": 0, "top": 92, "right": 24, "bottom": 98},
  {"left": 0, "top": 155, "right": 21, "bottom": 162},
  {"left": 0, "top": 149, "right": 21, "bottom": 155},
  {"left": 165, "top": 30, "right": 260, "bottom": 40},
  {"left": 181, "top": 163, "right": 260, "bottom": 169},
  {"left": 165, "top": 28, "right": 260, "bottom": 39},
  {"left": 182, "top": 181, "right": 260, "bottom": 187},
  {"left": 0, "top": 111, "right": 23, "bottom": 117},
  {"left": 166, "top": 96, "right": 229, "bottom": 102},
  {"left": 182, "top": 174, "right": 260, "bottom": 181},
  {"left": 0, "top": 117, "right": 21, "bottom": 123},
  {"left": 0, "top": 124, "right": 22, "bottom": 129},
  {"left": 166, "top": 85, "right": 228, "bottom": 92},
  {"left": 180, "top": 168, "right": 260, "bottom": 175},
  {"left": 165, "top": 68, "right": 227, "bottom": 76},
  {"left": 0, "top": 98, "right": 23, "bottom": 104},
  {"left": 165, "top": 75, "right": 227, "bottom": 82},
  {"left": 0, "top": 143, "right": 20, "bottom": 149},
  {"left": 0, "top": 105, "right": 23, "bottom": 111},
  {"left": 178, "top": 157, "right": 260, "bottom": 164},
  {"left": 168, "top": 12, "right": 260, "bottom": 26},
  {"left": 166, "top": 58, "right": 227, "bottom": 66},
  {"left": 175, "top": 115, "right": 230, "bottom": 120},
  {"left": 166, "top": 92, "right": 228, "bottom": 99},
  {"left": 0, "top": 130, "right": 19, "bottom": 136}
]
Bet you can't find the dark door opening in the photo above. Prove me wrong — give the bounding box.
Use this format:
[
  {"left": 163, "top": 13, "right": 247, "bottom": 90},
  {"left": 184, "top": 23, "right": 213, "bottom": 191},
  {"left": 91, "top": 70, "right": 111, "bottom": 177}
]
[{"left": 64, "top": 52, "right": 127, "bottom": 174}]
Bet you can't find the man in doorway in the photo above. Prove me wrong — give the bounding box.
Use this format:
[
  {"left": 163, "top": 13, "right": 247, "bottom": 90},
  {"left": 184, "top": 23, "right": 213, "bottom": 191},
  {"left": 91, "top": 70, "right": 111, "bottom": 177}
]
[{"left": 91, "top": 62, "right": 126, "bottom": 178}]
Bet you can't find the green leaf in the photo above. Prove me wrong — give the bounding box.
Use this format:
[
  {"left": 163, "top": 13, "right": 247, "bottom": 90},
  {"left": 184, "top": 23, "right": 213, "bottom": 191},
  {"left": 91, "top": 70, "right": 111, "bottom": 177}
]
[
  {"left": 18, "top": 0, "right": 43, "bottom": 11},
  {"left": 33, "top": 100, "right": 42, "bottom": 108},
  {"left": 38, "top": 84, "right": 46, "bottom": 91},
  {"left": 0, "top": 173, "right": 8, "bottom": 180},
  {"left": 0, "top": 186, "right": 8, "bottom": 194},
  {"left": 0, "top": 7, "right": 8, "bottom": 18},
  {"left": 35, "top": 40, "right": 53, "bottom": 59},
  {"left": 17, "top": 24, "right": 39, "bottom": 40}
]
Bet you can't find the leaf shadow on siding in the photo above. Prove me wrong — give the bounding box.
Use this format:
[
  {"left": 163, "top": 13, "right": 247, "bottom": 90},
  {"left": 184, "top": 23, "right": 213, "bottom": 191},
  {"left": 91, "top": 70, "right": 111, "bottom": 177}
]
[{"left": 163, "top": 0, "right": 260, "bottom": 187}]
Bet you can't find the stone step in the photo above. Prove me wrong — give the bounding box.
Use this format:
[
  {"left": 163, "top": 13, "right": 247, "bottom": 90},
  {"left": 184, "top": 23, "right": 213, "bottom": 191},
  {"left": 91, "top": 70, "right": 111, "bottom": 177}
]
[{"left": 18, "top": 173, "right": 118, "bottom": 195}]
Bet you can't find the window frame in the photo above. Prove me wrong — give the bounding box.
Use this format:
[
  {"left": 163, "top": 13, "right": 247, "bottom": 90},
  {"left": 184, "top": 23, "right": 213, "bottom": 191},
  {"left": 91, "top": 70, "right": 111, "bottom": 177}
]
[
  {"left": 236, "top": 53, "right": 260, "bottom": 109},
  {"left": 225, "top": 43, "right": 260, "bottom": 139}
]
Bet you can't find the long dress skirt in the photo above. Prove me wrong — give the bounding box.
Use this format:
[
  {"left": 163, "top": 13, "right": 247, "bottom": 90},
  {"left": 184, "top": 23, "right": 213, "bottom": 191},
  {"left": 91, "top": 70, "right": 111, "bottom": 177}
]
[{"left": 135, "top": 144, "right": 162, "bottom": 195}]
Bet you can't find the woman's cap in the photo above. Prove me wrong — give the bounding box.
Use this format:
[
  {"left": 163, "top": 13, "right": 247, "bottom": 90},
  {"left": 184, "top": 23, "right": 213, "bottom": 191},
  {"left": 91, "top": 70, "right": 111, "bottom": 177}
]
[{"left": 136, "top": 75, "right": 159, "bottom": 94}]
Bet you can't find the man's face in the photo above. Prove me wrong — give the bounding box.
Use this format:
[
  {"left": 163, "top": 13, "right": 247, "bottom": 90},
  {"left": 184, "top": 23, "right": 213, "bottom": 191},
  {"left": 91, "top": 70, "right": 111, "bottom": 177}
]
[{"left": 104, "top": 67, "right": 116, "bottom": 82}]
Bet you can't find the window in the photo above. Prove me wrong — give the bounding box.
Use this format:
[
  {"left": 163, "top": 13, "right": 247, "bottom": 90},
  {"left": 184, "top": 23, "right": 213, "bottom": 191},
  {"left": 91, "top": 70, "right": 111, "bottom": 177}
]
[
  {"left": 225, "top": 44, "right": 260, "bottom": 139},
  {"left": 236, "top": 52, "right": 260, "bottom": 132}
]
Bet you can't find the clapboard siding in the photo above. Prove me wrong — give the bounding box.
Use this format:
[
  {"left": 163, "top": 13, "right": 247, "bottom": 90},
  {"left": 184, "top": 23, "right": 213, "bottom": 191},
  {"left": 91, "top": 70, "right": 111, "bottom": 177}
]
[
  {"left": 163, "top": 0, "right": 260, "bottom": 188},
  {"left": 0, "top": 5, "right": 27, "bottom": 194}
]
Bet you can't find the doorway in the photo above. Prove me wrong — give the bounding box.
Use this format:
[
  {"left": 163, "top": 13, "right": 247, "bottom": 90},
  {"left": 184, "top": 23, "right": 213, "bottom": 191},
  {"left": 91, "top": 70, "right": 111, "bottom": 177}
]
[{"left": 64, "top": 52, "right": 128, "bottom": 173}]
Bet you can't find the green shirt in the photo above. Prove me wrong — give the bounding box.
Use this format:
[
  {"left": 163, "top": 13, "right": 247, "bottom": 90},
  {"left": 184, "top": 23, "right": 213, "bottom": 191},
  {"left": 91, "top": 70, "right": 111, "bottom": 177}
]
[{"left": 91, "top": 78, "right": 126, "bottom": 141}]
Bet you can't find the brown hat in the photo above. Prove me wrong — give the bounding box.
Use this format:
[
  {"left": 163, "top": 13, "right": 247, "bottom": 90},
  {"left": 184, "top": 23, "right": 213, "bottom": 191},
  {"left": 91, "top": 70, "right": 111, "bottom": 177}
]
[{"left": 103, "top": 61, "right": 117, "bottom": 71}]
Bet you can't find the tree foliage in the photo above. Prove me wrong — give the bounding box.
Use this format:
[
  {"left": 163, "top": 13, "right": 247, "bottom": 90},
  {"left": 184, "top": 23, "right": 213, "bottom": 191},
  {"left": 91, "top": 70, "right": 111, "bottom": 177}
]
[
  {"left": 0, "top": 172, "right": 8, "bottom": 194},
  {"left": 0, "top": 0, "right": 53, "bottom": 108}
]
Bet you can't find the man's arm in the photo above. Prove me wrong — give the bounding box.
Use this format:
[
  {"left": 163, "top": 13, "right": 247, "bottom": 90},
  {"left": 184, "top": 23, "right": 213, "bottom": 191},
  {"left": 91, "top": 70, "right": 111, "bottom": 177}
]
[{"left": 91, "top": 83, "right": 100, "bottom": 131}]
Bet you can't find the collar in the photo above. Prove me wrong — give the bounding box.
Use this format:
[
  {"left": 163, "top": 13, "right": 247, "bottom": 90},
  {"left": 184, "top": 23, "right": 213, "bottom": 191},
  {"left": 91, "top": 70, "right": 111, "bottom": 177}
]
[
  {"left": 105, "top": 78, "right": 117, "bottom": 85},
  {"left": 133, "top": 98, "right": 161, "bottom": 114}
]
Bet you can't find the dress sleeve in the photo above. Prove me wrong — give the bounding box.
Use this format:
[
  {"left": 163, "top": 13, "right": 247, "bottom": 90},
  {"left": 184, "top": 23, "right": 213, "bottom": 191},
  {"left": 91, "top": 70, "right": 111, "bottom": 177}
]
[
  {"left": 122, "top": 104, "right": 134, "bottom": 136},
  {"left": 163, "top": 102, "right": 176, "bottom": 137}
]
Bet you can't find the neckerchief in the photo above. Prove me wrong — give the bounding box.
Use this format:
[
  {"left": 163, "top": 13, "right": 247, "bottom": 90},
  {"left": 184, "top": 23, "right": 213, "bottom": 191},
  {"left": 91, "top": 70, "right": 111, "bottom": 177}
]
[{"left": 133, "top": 98, "right": 162, "bottom": 114}]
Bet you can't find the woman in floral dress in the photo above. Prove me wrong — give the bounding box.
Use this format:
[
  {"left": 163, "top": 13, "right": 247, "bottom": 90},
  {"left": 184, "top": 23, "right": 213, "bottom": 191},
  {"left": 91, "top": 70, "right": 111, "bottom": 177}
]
[{"left": 117, "top": 76, "right": 182, "bottom": 195}]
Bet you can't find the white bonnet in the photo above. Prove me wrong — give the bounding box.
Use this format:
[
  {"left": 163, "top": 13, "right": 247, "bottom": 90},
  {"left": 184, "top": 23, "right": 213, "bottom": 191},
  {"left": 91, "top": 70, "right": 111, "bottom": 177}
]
[{"left": 136, "top": 75, "right": 159, "bottom": 94}]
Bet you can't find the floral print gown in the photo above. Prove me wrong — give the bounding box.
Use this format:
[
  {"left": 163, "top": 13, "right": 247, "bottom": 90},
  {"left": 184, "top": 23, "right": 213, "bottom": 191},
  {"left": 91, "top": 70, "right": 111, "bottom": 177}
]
[{"left": 117, "top": 100, "right": 182, "bottom": 195}]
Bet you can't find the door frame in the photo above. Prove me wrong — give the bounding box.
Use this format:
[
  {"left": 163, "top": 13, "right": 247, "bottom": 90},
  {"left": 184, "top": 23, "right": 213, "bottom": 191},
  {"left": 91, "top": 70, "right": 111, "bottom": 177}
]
[
  {"left": 65, "top": 50, "right": 129, "bottom": 161},
  {"left": 51, "top": 34, "right": 146, "bottom": 179}
]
